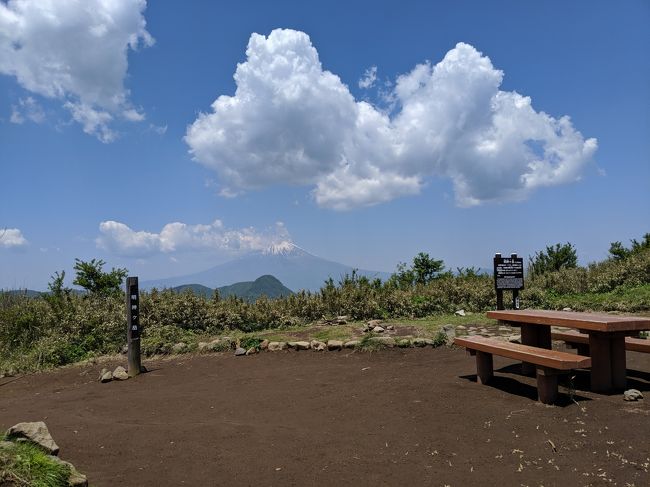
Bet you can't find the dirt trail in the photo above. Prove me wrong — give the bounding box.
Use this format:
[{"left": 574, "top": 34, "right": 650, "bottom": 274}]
[{"left": 1, "top": 348, "right": 649, "bottom": 486}]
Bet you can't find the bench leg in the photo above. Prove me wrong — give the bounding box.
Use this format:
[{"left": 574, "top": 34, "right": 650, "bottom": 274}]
[
  {"left": 476, "top": 351, "right": 493, "bottom": 384},
  {"left": 536, "top": 368, "right": 558, "bottom": 405},
  {"left": 576, "top": 343, "right": 590, "bottom": 356}
]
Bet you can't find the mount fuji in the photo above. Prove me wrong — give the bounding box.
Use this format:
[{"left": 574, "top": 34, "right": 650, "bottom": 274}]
[{"left": 141, "top": 243, "right": 392, "bottom": 292}]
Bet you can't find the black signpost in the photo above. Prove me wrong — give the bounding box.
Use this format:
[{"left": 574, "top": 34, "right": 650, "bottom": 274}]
[
  {"left": 126, "top": 276, "right": 142, "bottom": 377},
  {"left": 493, "top": 253, "right": 524, "bottom": 310}
]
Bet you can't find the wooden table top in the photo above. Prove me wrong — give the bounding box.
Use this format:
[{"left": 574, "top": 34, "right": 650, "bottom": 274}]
[{"left": 486, "top": 309, "right": 650, "bottom": 332}]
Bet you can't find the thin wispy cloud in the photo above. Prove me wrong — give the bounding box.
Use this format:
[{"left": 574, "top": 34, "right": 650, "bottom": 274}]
[
  {"left": 186, "top": 29, "right": 597, "bottom": 210},
  {"left": 0, "top": 0, "right": 153, "bottom": 142}
]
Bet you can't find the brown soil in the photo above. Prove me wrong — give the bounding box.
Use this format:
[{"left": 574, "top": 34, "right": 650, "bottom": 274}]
[{"left": 1, "top": 347, "right": 649, "bottom": 486}]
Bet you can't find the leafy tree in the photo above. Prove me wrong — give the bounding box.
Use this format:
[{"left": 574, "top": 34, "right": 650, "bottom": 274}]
[
  {"left": 412, "top": 252, "right": 445, "bottom": 284},
  {"left": 44, "top": 270, "right": 72, "bottom": 318},
  {"left": 73, "top": 258, "right": 128, "bottom": 296},
  {"left": 389, "top": 252, "right": 445, "bottom": 288},
  {"left": 609, "top": 233, "right": 650, "bottom": 260},
  {"left": 528, "top": 242, "right": 578, "bottom": 277}
]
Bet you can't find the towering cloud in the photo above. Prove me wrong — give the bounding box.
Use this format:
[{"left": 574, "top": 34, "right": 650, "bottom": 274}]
[
  {"left": 186, "top": 29, "right": 597, "bottom": 210},
  {"left": 0, "top": 0, "right": 153, "bottom": 141}
]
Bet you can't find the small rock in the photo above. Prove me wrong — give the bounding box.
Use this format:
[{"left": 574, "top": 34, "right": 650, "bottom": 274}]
[
  {"left": 327, "top": 340, "right": 343, "bottom": 351},
  {"left": 413, "top": 338, "right": 427, "bottom": 347},
  {"left": 624, "top": 389, "right": 643, "bottom": 401},
  {"left": 100, "top": 370, "right": 113, "bottom": 383},
  {"left": 367, "top": 319, "right": 382, "bottom": 327},
  {"left": 344, "top": 340, "right": 360, "bottom": 349},
  {"left": 268, "top": 342, "right": 287, "bottom": 351},
  {"left": 246, "top": 347, "right": 257, "bottom": 356},
  {"left": 98, "top": 368, "right": 109, "bottom": 381},
  {"left": 336, "top": 316, "right": 348, "bottom": 325},
  {"left": 112, "top": 366, "right": 129, "bottom": 381},
  {"left": 456, "top": 325, "right": 467, "bottom": 330},
  {"left": 562, "top": 307, "right": 572, "bottom": 312},
  {"left": 234, "top": 347, "right": 247, "bottom": 356},
  {"left": 287, "top": 341, "right": 299, "bottom": 349},
  {"left": 120, "top": 345, "right": 128, "bottom": 355},
  {"left": 171, "top": 342, "right": 186, "bottom": 354},
  {"left": 296, "top": 341, "right": 311, "bottom": 350},
  {"left": 50, "top": 456, "right": 88, "bottom": 486},
  {"left": 385, "top": 325, "right": 395, "bottom": 331},
  {"left": 260, "top": 339, "right": 269, "bottom": 350},
  {"left": 310, "top": 340, "right": 326, "bottom": 351},
  {"left": 455, "top": 309, "right": 466, "bottom": 316},
  {"left": 373, "top": 326, "right": 385, "bottom": 333},
  {"left": 508, "top": 335, "right": 522, "bottom": 344},
  {"left": 6, "top": 422, "right": 60, "bottom": 455}
]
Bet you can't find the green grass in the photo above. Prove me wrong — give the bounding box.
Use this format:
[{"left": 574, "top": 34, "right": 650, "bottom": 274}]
[
  {"left": 0, "top": 438, "right": 70, "bottom": 487},
  {"left": 543, "top": 284, "right": 650, "bottom": 313}
]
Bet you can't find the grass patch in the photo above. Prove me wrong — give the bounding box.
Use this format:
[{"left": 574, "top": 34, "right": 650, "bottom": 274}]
[
  {"left": 355, "top": 334, "right": 386, "bottom": 352},
  {"left": 0, "top": 438, "right": 70, "bottom": 487}
]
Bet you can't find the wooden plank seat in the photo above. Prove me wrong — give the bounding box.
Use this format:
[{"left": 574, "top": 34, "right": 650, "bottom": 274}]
[
  {"left": 551, "top": 330, "right": 650, "bottom": 354},
  {"left": 454, "top": 336, "right": 591, "bottom": 404}
]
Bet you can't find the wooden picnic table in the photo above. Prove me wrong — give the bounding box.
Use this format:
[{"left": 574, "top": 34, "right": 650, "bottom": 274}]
[{"left": 486, "top": 309, "right": 650, "bottom": 393}]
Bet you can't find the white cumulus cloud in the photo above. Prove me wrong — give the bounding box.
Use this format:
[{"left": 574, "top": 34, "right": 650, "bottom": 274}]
[
  {"left": 0, "top": 0, "right": 153, "bottom": 141},
  {"left": 0, "top": 228, "right": 28, "bottom": 248},
  {"left": 96, "top": 220, "right": 293, "bottom": 257},
  {"left": 186, "top": 29, "right": 597, "bottom": 210}
]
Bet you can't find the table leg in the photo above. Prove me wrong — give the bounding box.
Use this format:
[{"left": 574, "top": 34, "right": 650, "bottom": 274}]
[
  {"left": 610, "top": 333, "right": 627, "bottom": 390},
  {"left": 589, "top": 332, "right": 612, "bottom": 393},
  {"left": 520, "top": 324, "right": 539, "bottom": 376},
  {"left": 537, "top": 326, "right": 552, "bottom": 349}
]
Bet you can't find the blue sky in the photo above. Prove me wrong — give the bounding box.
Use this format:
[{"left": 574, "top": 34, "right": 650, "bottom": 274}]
[{"left": 1, "top": 0, "right": 648, "bottom": 290}]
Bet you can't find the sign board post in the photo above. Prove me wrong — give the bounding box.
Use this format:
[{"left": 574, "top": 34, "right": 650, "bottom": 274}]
[
  {"left": 493, "top": 253, "right": 524, "bottom": 310},
  {"left": 126, "top": 276, "right": 142, "bottom": 377}
]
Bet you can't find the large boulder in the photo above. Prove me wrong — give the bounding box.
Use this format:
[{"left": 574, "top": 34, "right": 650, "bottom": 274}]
[{"left": 6, "top": 422, "right": 60, "bottom": 455}]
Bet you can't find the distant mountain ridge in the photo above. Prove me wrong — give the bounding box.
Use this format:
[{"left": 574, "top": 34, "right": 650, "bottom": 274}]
[
  {"left": 143, "top": 243, "right": 391, "bottom": 292},
  {"left": 172, "top": 275, "right": 293, "bottom": 301}
]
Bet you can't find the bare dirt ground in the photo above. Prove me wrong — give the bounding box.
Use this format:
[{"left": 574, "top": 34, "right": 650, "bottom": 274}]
[{"left": 1, "top": 347, "right": 649, "bottom": 486}]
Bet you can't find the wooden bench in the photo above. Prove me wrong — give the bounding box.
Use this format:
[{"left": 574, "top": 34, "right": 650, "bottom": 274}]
[
  {"left": 551, "top": 330, "right": 650, "bottom": 355},
  {"left": 454, "top": 336, "right": 591, "bottom": 404}
]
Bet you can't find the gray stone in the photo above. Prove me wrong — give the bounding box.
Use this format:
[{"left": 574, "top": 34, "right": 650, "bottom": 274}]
[
  {"left": 413, "top": 338, "right": 427, "bottom": 347},
  {"left": 336, "top": 315, "right": 349, "bottom": 325},
  {"left": 624, "top": 389, "right": 643, "bottom": 401},
  {"left": 6, "top": 422, "right": 60, "bottom": 455},
  {"left": 268, "top": 342, "right": 287, "bottom": 351},
  {"left": 245, "top": 347, "right": 257, "bottom": 356},
  {"left": 442, "top": 325, "right": 456, "bottom": 340},
  {"left": 455, "top": 309, "right": 466, "bottom": 316},
  {"left": 259, "top": 339, "right": 269, "bottom": 350},
  {"left": 385, "top": 325, "right": 395, "bottom": 331},
  {"left": 98, "top": 368, "right": 109, "bottom": 381},
  {"left": 112, "top": 366, "right": 129, "bottom": 381},
  {"left": 456, "top": 325, "right": 467, "bottom": 330},
  {"left": 100, "top": 370, "right": 113, "bottom": 383},
  {"left": 287, "top": 341, "right": 299, "bottom": 349},
  {"left": 50, "top": 456, "right": 88, "bottom": 486},
  {"left": 372, "top": 326, "right": 385, "bottom": 333},
  {"left": 296, "top": 341, "right": 311, "bottom": 350},
  {"left": 171, "top": 342, "right": 186, "bottom": 353},
  {"left": 234, "top": 347, "right": 247, "bottom": 356},
  {"left": 310, "top": 340, "right": 326, "bottom": 351},
  {"left": 344, "top": 340, "right": 360, "bottom": 349},
  {"left": 562, "top": 307, "right": 572, "bottom": 312},
  {"left": 327, "top": 340, "right": 343, "bottom": 351},
  {"left": 367, "top": 319, "right": 382, "bottom": 328}
]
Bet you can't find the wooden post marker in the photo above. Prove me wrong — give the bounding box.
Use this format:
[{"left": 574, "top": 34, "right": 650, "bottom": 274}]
[
  {"left": 493, "top": 253, "right": 524, "bottom": 310},
  {"left": 126, "top": 276, "right": 142, "bottom": 377}
]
